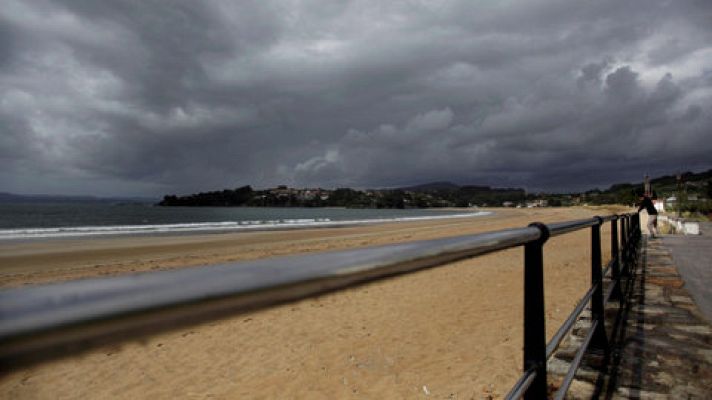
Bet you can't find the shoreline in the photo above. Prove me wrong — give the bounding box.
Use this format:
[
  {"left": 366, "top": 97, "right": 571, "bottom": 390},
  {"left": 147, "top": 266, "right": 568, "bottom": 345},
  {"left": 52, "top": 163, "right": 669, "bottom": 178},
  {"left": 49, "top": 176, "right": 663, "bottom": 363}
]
[
  {"left": 0, "top": 209, "right": 506, "bottom": 288},
  {"left": 0, "top": 208, "right": 489, "bottom": 242},
  {"left": 0, "top": 206, "right": 630, "bottom": 399}
]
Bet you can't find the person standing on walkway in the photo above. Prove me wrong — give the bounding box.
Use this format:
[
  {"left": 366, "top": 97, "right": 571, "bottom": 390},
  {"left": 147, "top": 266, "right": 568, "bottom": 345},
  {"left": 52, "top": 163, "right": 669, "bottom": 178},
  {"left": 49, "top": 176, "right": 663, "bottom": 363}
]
[{"left": 638, "top": 194, "right": 659, "bottom": 237}]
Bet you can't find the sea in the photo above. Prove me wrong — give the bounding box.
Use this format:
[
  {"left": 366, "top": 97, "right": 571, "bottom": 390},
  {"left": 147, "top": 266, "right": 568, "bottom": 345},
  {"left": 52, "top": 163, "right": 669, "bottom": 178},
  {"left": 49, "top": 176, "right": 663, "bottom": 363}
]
[{"left": 0, "top": 202, "right": 490, "bottom": 240}]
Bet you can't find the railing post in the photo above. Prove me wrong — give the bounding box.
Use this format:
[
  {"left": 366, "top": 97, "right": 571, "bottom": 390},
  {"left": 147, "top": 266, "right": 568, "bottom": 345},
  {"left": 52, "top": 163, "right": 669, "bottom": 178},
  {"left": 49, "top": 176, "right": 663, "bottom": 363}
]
[
  {"left": 523, "top": 222, "right": 550, "bottom": 400},
  {"left": 630, "top": 213, "right": 641, "bottom": 272},
  {"left": 590, "top": 217, "right": 609, "bottom": 352},
  {"left": 633, "top": 213, "right": 641, "bottom": 243},
  {"left": 620, "top": 216, "right": 628, "bottom": 276},
  {"left": 609, "top": 217, "right": 622, "bottom": 302}
]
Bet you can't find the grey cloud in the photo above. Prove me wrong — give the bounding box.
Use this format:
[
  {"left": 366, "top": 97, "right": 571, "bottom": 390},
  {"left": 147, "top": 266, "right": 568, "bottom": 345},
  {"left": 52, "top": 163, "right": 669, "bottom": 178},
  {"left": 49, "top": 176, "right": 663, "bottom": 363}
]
[
  {"left": 1, "top": 0, "right": 711, "bottom": 196},
  {"left": 605, "top": 67, "right": 641, "bottom": 100},
  {"left": 294, "top": 63, "right": 711, "bottom": 191}
]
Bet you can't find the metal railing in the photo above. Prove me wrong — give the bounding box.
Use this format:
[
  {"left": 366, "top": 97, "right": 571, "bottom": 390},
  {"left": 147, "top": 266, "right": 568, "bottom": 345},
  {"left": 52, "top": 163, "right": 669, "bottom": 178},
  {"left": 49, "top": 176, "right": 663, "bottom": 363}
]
[
  {"left": 0, "top": 212, "right": 641, "bottom": 399},
  {"left": 505, "top": 213, "right": 641, "bottom": 399}
]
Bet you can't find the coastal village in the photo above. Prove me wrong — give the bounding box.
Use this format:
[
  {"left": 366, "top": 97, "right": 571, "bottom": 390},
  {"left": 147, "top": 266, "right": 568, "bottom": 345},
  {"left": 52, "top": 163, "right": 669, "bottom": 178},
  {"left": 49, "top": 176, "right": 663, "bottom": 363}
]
[{"left": 159, "top": 170, "right": 712, "bottom": 215}]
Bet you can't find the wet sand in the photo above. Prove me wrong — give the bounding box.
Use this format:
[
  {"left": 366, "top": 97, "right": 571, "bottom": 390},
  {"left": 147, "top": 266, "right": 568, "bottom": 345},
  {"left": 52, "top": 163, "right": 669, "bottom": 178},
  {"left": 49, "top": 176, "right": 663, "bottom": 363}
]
[{"left": 0, "top": 206, "right": 628, "bottom": 399}]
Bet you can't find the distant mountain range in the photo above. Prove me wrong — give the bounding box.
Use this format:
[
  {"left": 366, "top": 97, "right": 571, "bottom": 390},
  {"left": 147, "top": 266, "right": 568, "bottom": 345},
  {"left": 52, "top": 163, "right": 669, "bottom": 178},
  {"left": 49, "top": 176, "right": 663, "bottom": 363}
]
[
  {"left": 398, "top": 181, "right": 523, "bottom": 193},
  {"left": 396, "top": 169, "right": 712, "bottom": 196},
  {"left": 3, "top": 168, "right": 709, "bottom": 208},
  {"left": 398, "top": 181, "right": 462, "bottom": 192}
]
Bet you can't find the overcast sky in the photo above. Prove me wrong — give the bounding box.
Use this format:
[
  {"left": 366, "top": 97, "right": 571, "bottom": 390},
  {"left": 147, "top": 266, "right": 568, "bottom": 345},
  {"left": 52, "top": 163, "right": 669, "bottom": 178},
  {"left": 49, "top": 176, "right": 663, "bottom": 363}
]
[{"left": 1, "top": 0, "right": 711, "bottom": 196}]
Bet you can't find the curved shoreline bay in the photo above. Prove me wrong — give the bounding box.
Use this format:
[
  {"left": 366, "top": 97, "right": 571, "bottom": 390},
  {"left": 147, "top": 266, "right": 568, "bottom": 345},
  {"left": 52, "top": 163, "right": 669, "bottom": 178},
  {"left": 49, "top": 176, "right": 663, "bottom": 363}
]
[{"left": 0, "top": 204, "right": 487, "bottom": 240}]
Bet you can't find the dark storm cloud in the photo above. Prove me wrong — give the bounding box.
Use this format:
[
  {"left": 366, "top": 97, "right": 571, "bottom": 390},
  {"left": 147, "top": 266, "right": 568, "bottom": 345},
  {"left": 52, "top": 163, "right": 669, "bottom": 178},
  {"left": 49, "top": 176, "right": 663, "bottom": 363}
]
[{"left": 1, "top": 0, "right": 711, "bottom": 196}]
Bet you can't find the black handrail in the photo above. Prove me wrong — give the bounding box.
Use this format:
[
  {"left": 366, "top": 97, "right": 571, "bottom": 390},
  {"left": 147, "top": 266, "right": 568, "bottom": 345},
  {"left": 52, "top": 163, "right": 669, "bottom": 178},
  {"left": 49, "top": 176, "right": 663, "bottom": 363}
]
[
  {"left": 506, "top": 212, "right": 641, "bottom": 399},
  {"left": 0, "top": 212, "right": 641, "bottom": 399}
]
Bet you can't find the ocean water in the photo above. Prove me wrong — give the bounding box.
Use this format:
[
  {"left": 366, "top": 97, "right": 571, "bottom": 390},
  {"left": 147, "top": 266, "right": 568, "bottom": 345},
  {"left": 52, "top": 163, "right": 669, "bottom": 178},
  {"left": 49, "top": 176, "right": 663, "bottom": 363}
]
[{"left": 0, "top": 202, "right": 489, "bottom": 240}]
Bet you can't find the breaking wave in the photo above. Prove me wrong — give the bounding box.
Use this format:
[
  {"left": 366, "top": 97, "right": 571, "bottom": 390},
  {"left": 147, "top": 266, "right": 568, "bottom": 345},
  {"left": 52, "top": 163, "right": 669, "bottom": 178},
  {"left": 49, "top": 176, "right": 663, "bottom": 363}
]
[{"left": 0, "top": 211, "right": 491, "bottom": 240}]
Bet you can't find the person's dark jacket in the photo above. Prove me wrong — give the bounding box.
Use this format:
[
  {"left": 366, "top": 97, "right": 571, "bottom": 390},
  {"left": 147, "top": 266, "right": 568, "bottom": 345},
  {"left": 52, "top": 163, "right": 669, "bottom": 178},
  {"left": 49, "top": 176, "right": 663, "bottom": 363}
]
[{"left": 638, "top": 196, "right": 658, "bottom": 215}]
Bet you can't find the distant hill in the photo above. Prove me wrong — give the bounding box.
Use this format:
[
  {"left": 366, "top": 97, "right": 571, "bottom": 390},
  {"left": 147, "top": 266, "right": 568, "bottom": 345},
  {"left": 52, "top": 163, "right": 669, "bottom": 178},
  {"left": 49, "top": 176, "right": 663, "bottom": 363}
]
[
  {"left": 398, "top": 181, "right": 519, "bottom": 193},
  {"left": 158, "top": 182, "right": 528, "bottom": 208},
  {"left": 599, "top": 169, "right": 712, "bottom": 199},
  {"left": 647, "top": 170, "right": 712, "bottom": 195},
  {"left": 563, "top": 168, "right": 712, "bottom": 210},
  {"left": 398, "top": 181, "right": 461, "bottom": 192}
]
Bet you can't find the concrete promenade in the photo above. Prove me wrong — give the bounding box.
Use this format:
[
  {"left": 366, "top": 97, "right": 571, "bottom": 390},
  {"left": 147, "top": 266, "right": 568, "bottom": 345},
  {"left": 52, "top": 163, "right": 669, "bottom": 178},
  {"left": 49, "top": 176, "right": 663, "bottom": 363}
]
[
  {"left": 662, "top": 221, "right": 712, "bottom": 322},
  {"left": 549, "top": 234, "right": 712, "bottom": 399}
]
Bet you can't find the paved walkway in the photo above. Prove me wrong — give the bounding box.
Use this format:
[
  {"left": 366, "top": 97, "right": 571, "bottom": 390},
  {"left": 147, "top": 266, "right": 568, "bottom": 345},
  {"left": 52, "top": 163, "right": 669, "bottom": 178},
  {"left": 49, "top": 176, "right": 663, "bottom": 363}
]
[
  {"left": 603, "top": 237, "right": 712, "bottom": 398},
  {"left": 549, "top": 236, "right": 712, "bottom": 399},
  {"left": 662, "top": 222, "right": 712, "bottom": 322}
]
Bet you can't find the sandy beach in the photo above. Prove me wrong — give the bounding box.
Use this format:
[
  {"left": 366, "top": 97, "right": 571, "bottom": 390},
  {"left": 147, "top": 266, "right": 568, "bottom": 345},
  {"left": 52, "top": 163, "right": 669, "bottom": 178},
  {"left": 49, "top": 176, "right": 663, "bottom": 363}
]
[{"left": 0, "top": 206, "right": 629, "bottom": 399}]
